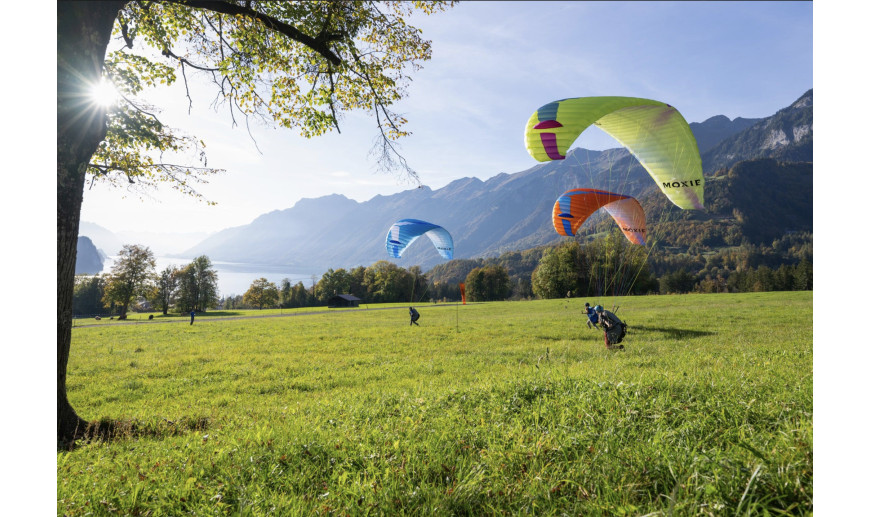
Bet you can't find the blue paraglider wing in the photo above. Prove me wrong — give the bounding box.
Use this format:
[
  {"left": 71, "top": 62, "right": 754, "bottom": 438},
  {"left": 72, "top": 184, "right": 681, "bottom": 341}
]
[{"left": 385, "top": 219, "right": 454, "bottom": 260}]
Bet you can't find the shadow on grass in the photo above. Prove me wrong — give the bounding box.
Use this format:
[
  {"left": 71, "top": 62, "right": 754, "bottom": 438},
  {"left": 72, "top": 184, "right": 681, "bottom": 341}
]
[
  {"left": 628, "top": 324, "right": 716, "bottom": 339},
  {"left": 59, "top": 416, "right": 211, "bottom": 452}
]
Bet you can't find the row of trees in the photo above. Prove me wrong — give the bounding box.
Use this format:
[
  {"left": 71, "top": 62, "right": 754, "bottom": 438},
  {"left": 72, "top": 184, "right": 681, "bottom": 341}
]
[
  {"left": 76, "top": 236, "right": 814, "bottom": 317},
  {"left": 661, "top": 259, "right": 813, "bottom": 294},
  {"left": 527, "top": 241, "right": 812, "bottom": 298},
  {"left": 254, "top": 231, "right": 812, "bottom": 306},
  {"left": 216, "top": 261, "right": 517, "bottom": 311},
  {"left": 429, "top": 265, "right": 516, "bottom": 303},
  {"left": 73, "top": 245, "right": 219, "bottom": 318},
  {"left": 221, "top": 261, "right": 433, "bottom": 310},
  {"left": 74, "top": 251, "right": 514, "bottom": 315},
  {"left": 220, "top": 231, "right": 814, "bottom": 311},
  {"left": 424, "top": 228, "right": 814, "bottom": 300}
]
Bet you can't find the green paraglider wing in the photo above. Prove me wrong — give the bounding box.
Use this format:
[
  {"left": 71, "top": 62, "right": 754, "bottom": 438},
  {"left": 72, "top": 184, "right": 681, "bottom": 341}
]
[{"left": 525, "top": 96, "right": 704, "bottom": 210}]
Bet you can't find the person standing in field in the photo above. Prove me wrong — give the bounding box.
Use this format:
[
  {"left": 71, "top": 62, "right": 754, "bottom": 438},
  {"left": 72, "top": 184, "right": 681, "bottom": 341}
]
[
  {"left": 409, "top": 306, "right": 420, "bottom": 326},
  {"left": 595, "top": 305, "right": 626, "bottom": 349},
  {"left": 584, "top": 302, "right": 599, "bottom": 329},
  {"left": 190, "top": 310, "right": 195, "bottom": 325}
]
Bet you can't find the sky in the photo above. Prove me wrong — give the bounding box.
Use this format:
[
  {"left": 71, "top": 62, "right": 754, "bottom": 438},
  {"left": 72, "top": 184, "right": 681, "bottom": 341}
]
[{"left": 76, "top": 1, "right": 815, "bottom": 237}]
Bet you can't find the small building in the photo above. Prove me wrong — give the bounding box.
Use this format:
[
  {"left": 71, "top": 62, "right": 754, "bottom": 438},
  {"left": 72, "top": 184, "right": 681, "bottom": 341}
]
[{"left": 328, "top": 294, "right": 361, "bottom": 308}]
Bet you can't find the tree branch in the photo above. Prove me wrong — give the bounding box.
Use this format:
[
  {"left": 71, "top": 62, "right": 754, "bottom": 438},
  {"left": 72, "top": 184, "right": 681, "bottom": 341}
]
[
  {"left": 348, "top": 47, "right": 403, "bottom": 135},
  {"left": 161, "top": 48, "right": 221, "bottom": 73},
  {"left": 119, "top": 18, "right": 134, "bottom": 48},
  {"left": 327, "top": 63, "right": 340, "bottom": 133},
  {"left": 172, "top": 0, "right": 342, "bottom": 65}
]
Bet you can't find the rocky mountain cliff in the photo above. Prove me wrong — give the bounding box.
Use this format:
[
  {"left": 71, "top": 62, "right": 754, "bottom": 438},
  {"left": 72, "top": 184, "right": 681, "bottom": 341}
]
[
  {"left": 75, "top": 236, "right": 104, "bottom": 274},
  {"left": 701, "top": 89, "right": 812, "bottom": 173}
]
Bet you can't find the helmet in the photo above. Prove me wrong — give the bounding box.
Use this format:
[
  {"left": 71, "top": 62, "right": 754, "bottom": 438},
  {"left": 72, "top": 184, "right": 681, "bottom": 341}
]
[
  {"left": 585, "top": 302, "right": 590, "bottom": 307},
  {"left": 594, "top": 305, "right": 603, "bottom": 312}
]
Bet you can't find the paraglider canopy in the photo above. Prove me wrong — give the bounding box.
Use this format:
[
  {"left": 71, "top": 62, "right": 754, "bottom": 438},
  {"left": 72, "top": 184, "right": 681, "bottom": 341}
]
[
  {"left": 525, "top": 96, "right": 704, "bottom": 210},
  {"left": 553, "top": 188, "right": 647, "bottom": 245},
  {"left": 385, "top": 219, "right": 454, "bottom": 260}
]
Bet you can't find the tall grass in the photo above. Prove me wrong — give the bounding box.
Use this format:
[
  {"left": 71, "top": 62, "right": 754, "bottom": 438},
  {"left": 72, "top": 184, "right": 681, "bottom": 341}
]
[{"left": 59, "top": 292, "right": 812, "bottom": 515}]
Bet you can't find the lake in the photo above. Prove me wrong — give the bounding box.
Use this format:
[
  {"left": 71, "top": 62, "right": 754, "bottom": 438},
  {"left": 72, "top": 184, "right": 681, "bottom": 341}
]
[{"left": 103, "top": 256, "right": 319, "bottom": 297}]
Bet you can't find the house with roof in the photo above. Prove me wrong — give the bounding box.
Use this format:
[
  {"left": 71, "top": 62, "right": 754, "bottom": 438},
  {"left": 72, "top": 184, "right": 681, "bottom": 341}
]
[{"left": 328, "top": 294, "right": 361, "bottom": 308}]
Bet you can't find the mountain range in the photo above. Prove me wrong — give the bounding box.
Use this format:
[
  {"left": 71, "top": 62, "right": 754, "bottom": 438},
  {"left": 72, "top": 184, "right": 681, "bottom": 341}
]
[{"left": 81, "top": 89, "right": 813, "bottom": 274}]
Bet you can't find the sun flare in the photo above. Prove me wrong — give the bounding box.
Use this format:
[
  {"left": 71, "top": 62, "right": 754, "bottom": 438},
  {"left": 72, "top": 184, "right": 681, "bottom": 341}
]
[{"left": 90, "top": 78, "right": 119, "bottom": 107}]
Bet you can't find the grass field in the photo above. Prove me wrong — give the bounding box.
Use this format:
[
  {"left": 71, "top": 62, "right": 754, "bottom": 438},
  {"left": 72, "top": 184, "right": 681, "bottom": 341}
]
[{"left": 58, "top": 292, "right": 812, "bottom": 515}]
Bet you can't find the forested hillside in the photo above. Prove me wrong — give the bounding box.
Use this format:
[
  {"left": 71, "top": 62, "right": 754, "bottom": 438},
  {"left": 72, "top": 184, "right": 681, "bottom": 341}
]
[
  {"left": 428, "top": 157, "right": 812, "bottom": 296},
  {"left": 634, "top": 158, "right": 813, "bottom": 249}
]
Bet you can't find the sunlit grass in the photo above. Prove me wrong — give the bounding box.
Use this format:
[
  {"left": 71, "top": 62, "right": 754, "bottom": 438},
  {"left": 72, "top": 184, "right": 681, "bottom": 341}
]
[{"left": 59, "top": 292, "right": 812, "bottom": 515}]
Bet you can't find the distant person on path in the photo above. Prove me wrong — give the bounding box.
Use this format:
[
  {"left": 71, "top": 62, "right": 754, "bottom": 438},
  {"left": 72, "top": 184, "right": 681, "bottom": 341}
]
[
  {"left": 595, "top": 305, "right": 626, "bottom": 349},
  {"left": 190, "top": 310, "right": 196, "bottom": 325},
  {"left": 584, "top": 302, "right": 599, "bottom": 330},
  {"left": 409, "top": 306, "right": 420, "bottom": 326}
]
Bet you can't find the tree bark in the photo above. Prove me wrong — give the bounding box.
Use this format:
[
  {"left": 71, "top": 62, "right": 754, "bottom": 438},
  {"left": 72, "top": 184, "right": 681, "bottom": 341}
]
[{"left": 57, "top": 1, "right": 127, "bottom": 445}]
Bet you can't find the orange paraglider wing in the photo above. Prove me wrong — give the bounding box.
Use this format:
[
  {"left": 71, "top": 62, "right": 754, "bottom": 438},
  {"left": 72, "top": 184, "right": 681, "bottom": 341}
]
[{"left": 552, "top": 188, "right": 647, "bottom": 245}]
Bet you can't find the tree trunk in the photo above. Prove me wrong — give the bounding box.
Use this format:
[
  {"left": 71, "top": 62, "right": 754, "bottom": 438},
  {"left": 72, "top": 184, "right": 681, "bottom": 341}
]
[{"left": 57, "top": 1, "right": 126, "bottom": 445}]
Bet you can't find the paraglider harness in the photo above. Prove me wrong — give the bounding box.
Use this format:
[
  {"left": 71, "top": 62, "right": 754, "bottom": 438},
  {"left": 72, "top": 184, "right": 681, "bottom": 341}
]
[
  {"left": 600, "top": 307, "right": 626, "bottom": 346},
  {"left": 409, "top": 307, "right": 420, "bottom": 326}
]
